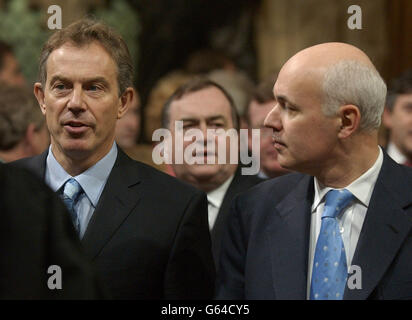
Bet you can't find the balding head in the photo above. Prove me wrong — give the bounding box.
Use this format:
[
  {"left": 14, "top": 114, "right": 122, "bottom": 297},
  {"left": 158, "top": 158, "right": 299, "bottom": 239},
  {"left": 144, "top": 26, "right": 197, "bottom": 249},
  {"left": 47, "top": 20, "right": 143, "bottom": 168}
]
[
  {"left": 278, "top": 42, "right": 386, "bottom": 130},
  {"left": 284, "top": 42, "right": 374, "bottom": 70}
]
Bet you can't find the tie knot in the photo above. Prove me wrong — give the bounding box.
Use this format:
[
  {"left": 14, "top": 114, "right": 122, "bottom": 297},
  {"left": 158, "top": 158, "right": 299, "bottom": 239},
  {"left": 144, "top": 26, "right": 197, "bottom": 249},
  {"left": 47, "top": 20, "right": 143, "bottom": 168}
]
[
  {"left": 322, "top": 189, "right": 354, "bottom": 219},
  {"left": 63, "top": 178, "right": 83, "bottom": 201}
]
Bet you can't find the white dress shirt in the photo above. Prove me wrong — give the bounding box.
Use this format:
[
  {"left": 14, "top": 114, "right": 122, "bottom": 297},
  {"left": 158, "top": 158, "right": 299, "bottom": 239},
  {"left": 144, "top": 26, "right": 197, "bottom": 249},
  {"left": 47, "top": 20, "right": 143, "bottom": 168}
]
[
  {"left": 45, "top": 142, "right": 118, "bottom": 238},
  {"left": 257, "top": 170, "right": 269, "bottom": 179},
  {"left": 306, "top": 147, "right": 384, "bottom": 298},
  {"left": 386, "top": 141, "right": 407, "bottom": 164},
  {"left": 206, "top": 174, "right": 235, "bottom": 230}
]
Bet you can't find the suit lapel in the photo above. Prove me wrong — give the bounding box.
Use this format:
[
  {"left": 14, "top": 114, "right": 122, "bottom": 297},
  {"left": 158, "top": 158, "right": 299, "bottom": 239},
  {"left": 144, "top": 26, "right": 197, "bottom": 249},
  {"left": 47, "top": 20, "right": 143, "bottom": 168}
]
[
  {"left": 266, "top": 175, "right": 313, "bottom": 299},
  {"left": 344, "top": 155, "right": 412, "bottom": 299},
  {"left": 81, "top": 150, "right": 142, "bottom": 260}
]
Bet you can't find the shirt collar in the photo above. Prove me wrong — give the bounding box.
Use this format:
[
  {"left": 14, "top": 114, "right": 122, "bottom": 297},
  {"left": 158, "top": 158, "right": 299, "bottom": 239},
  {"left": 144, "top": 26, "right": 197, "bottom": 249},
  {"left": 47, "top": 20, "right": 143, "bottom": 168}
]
[
  {"left": 258, "top": 170, "right": 269, "bottom": 179},
  {"left": 312, "top": 147, "right": 384, "bottom": 212},
  {"left": 386, "top": 141, "right": 407, "bottom": 164},
  {"left": 207, "top": 174, "right": 235, "bottom": 209},
  {"left": 46, "top": 142, "right": 118, "bottom": 207}
]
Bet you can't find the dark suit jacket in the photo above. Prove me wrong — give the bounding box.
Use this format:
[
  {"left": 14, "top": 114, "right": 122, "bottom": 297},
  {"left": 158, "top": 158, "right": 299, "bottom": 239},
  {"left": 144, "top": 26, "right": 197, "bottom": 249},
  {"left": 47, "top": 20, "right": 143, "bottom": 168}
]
[
  {"left": 211, "top": 167, "right": 264, "bottom": 271},
  {"left": 14, "top": 149, "right": 215, "bottom": 299},
  {"left": 0, "top": 164, "right": 104, "bottom": 299},
  {"left": 216, "top": 153, "right": 412, "bottom": 299}
]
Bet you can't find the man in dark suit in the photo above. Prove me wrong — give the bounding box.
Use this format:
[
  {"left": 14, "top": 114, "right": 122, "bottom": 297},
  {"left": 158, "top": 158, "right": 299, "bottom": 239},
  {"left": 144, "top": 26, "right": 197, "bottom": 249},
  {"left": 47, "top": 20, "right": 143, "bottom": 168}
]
[
  {"left": 0, "top": 164, "right": 104, "bottom": 299},
  {"left": 14, "top": 18, "right": 214, "bottom": 299},
  {"left": 217, "top": 42, "right": 412, "bottom": 300},
  {"left": 161, "top": 78, "right": 263, "bottom": 271},
  {"left": 382, "top": 69, "right": 412, "bottom": 167}
]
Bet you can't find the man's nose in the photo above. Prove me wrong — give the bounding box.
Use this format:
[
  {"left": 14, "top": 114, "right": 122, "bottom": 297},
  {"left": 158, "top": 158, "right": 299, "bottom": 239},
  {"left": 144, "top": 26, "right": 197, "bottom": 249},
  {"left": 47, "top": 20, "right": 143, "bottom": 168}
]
[
  {"left": 67, "top": 86, "right": 86, "bottom": 113},
  {"left": 264, "top": 104, "right": 282, "bottom": 132},
  {"left": 196, "top": 123, "right": 209, "bottom": 145}
]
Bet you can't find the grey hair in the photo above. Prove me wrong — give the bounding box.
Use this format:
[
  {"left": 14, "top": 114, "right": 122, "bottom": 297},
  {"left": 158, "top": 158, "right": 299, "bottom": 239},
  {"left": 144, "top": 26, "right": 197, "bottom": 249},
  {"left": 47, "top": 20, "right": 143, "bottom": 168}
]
[{"left": 322, "top": 60, "right": 387, "bottom": 130}]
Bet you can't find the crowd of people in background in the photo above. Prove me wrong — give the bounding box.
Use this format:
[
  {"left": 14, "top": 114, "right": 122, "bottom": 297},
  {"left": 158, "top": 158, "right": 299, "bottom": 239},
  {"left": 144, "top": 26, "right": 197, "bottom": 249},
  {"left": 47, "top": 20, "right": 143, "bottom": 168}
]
[{"left": 0, "top": 17, "right": 411, "bottom": 300}]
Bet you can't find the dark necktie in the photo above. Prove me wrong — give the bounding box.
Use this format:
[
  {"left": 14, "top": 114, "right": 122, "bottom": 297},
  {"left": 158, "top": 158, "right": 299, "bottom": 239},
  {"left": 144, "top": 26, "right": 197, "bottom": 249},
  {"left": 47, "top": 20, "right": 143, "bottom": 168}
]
[{"left": 61, "top": 178, "right": 83, "bottom": 234}]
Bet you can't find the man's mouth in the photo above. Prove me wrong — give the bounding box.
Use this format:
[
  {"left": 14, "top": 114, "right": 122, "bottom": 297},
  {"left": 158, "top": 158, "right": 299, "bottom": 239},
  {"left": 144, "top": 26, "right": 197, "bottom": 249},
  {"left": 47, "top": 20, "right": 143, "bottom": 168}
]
[
  {"left": 63, "top": 121, "right": 90, "bottom": 134},
  {"left": 272, "top": 136, "right": 286, "bottom": 149}
]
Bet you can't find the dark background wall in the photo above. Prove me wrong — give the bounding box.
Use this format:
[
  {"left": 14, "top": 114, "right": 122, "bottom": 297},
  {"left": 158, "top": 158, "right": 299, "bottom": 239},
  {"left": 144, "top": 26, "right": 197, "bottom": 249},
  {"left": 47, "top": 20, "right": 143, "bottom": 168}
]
[{"left": 129, "top": 0, "right": 259, "bottom": 107}]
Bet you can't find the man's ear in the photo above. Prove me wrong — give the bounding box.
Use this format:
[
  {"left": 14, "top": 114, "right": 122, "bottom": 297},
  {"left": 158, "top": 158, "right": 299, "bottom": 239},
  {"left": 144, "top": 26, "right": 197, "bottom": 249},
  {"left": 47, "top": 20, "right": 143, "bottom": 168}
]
[
  {"left": 337, "top": 104, "right": 361, "bottom": 139},
  {"left": 117, "top": 87, "right": 134, "bottom": 119},
  {"left": 34, "top": 83, "right": 46, "bottom": 115}
]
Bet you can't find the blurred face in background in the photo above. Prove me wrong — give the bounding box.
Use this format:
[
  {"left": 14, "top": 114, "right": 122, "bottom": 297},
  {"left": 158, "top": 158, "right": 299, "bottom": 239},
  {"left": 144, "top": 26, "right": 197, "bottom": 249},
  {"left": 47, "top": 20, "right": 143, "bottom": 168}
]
[
  {"left": 248, "top": 99, "right": 289, "bottom": 178},
  {"left": 384, "top": 93, "right": 412, "bottom": 158},
  {"left": 168, "top": 86, "right": 237, "bottom": 192},
  {"left": 31, "top": 122, "right": 51, "bottom": 155},
  {"left": 0, "top": 52, "right": 26, "bottom": 87},
  {"left": 115, "top": 88, "right": 140, "bottom": 149}
]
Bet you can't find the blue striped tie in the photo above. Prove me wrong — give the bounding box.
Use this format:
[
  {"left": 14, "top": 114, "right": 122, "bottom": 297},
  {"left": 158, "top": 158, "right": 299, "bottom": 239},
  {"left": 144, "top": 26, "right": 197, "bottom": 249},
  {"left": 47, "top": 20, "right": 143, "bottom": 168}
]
[
  {"left": 310, "top": 189, "right": 354, "bottom": 300},
  {"left": 61, "top": 178, "right": 83, "bottom": 234}
]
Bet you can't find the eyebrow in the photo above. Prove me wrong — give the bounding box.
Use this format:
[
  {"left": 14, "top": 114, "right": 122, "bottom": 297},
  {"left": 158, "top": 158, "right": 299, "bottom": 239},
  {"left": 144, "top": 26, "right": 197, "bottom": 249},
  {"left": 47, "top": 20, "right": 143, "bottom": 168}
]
[
  {"left": 275, "top": 94, "right": 299, "bottom": 108},
  {"left": 180, "top": 115, "right": 227, "bottom": 122},
  {"left": 49, "top": 75, "right": 110, "bottom": 88}
]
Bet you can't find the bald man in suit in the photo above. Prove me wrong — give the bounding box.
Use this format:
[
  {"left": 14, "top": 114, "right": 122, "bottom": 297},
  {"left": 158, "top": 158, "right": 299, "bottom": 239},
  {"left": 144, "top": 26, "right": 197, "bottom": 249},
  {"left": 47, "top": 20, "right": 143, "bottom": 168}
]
[{"left": 217, "top": 43, "right": 412, "bottom": 300}]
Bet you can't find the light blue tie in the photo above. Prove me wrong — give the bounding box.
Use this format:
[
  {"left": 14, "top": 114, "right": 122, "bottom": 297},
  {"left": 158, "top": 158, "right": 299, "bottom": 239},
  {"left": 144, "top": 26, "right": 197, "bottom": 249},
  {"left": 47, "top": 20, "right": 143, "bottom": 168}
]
[
  {"left": 310, "top": 189, "right": 354, "bottom": 300},
  {"left": 61, "top": 178, "right": 83, "bottom": 234}
]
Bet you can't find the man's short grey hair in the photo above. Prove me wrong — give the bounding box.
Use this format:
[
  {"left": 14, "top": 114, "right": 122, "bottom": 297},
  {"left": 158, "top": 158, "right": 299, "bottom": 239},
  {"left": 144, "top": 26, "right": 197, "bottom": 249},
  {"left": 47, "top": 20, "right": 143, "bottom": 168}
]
[{"left": 322, "top": 60, "right": 387, "bottom": 130}]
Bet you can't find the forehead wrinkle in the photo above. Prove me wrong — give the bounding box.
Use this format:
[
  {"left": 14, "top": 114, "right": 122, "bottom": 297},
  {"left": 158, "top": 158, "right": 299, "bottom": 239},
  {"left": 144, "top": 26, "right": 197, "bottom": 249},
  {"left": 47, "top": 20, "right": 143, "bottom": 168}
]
[
  {"left": 46, "top": 42, "right": 117, "bottom": 84},
  {"left": 171, "top": 99, "right": 231, "bottom": 118},
  {"left": 49, "top": 74, "right": 110, "bottom": 84},
  {"left": 179, "top": 114, "right": 226, "bottom": 122}
]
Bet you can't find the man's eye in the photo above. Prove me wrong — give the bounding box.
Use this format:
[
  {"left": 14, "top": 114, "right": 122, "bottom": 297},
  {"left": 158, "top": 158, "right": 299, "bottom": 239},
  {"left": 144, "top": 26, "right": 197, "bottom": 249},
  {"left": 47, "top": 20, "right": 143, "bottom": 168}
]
[
  {"left": 87, "top": 85, "right": 100, "bottom": 91},
  {"left": 54, "top": 84, "right": 66, "bottom": 90},
  {"left": 284, "top": 104, "right": 296, "bottom": 112},
  {"left": 403, "top": 104, "right": 412, "bottom": 113}
]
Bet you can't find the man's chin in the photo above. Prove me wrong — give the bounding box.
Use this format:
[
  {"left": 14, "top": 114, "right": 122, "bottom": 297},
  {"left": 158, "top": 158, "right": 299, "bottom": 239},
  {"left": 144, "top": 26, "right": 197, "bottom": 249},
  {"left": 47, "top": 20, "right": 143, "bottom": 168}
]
[
  {"left": 396, "top": 140, "right": 412, "bottom": 159},
  {"left": 263, "top": 162, "right": 290, "bottom": 175},
  {"left": 186, "top": 163, "right": 222, "bottom": 179},
  {"left": 54, "top": 141, "right": 92, "bottom": 159}
]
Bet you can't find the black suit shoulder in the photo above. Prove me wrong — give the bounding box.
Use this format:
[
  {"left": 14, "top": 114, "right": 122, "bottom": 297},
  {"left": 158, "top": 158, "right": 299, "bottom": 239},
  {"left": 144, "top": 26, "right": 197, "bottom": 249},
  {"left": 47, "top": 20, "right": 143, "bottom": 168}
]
[
  {"left": 224, "top": 172, "right": 311, "bottom": 242},
  {"left": 80, "top": 150, "right": 215, "bottom": 299},
  {"left": 115, "top": 151, "right": 209, "bottom": 218},
  {"left": 10, "top": 149, "right": 215, "bottom": 299},
  {"left": 231, "top": 169, "right": 265, "bottom": 190},
  {"left": 10, "top": 152, "right": 47, "bottom": 181},
  {"left": 211, "top": 168, "right": 265, "bottom": 270},
  {"left": 235, "top": 172, "right": 308, "bottom": 208},
  {"left": 0, "top": 164, "right": 105, "bottom": 299},
  {"left": 127, "top": 156, "right": 205, "bottom": 197}
]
